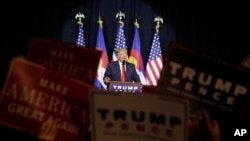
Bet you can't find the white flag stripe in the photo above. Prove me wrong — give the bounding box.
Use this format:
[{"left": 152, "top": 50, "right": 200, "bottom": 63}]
[
  {"left": 146, "top": 65, "right": 157, "bottom": 85},
  {"left": 156, "top": 58, "right": 163, "bottom": 70}
]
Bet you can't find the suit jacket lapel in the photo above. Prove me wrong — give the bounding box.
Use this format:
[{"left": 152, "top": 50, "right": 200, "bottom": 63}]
[
  {"left": 116, "top": 61, "right": 122, "bottom": 79},
  {"left": 116, "top": 61, "right": 120, "bottom": 71}
]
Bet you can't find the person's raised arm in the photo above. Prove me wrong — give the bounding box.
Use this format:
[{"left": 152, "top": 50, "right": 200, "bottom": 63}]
[{"left": 202, "top": 109, "right": 221, "bottom": 141}]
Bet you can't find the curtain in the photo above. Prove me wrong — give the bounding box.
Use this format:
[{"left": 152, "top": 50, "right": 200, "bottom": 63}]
[{"left": 0, "top": 0, "right": 248, "bottom": 86}]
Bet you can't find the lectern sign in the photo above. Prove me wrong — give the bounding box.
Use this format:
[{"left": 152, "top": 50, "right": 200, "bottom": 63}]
[{"left": 108, "top": 81, "right": 142, "bottom": 92}]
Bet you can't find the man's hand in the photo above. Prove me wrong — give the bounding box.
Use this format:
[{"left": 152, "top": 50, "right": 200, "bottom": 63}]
[
  {"left": 38, "top": 119, "right": 58, "bottom": 141},
  {"left": 104, "top": 76, "right": 111, "bottom": 84}
]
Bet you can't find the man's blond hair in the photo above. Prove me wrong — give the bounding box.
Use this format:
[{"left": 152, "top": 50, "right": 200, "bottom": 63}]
[{"left": 117, "top": 48, "right": 127, "bottom": 55}]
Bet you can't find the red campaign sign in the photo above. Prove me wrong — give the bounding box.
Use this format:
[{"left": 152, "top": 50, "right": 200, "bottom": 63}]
[
  {"left": 27, "top": 38, "right": 102, "bottom": 85},
  {"left": 0, "top": 57, "right": 94, "bottom": 141}
]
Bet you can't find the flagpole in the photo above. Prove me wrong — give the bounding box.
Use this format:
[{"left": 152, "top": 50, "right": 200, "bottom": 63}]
[
  {"left": 154, "top": 16, "right": 164, "bottom": 33},
  {"left": 116, "top": 11, "right": 125, "bottom": 25}
]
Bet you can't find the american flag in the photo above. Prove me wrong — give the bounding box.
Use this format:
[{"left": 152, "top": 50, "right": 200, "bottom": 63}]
[
  {"left": 76, "top": 24, "right": 85, "bottom": 47},
  {"left": 146, "top": 30, "right": 163, "bottom": 86},
  {"left": 112, "top": 21, "right": 127, "bottom": 61}
]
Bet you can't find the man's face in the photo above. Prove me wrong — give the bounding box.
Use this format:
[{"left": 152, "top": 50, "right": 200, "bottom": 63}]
[{"left": 118, "top": 50, "right": 127, "bottom": 62}]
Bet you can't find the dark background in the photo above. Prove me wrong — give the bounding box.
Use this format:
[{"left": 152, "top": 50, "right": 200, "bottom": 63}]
[
  {"left": 0, "top": 0, "right": 249, "bottom": 140},
  {"left": 1, "top": 1, "right": 249, "bottom": 87}
]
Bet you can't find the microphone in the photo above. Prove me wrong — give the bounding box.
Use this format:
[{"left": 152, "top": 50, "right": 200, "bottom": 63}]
[{"left": 122, "top": 60, "right": 126, "bottom": 65}]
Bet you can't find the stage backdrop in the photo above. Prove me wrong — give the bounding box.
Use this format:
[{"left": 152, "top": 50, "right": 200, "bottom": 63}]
[{"left": 0, "top": 0, "right": 249, "bottom": 88}]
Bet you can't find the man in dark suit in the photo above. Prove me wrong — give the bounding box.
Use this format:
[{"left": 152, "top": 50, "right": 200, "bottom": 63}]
[{"left": 103, "top": 48, "right": 140, "bottom": 85}]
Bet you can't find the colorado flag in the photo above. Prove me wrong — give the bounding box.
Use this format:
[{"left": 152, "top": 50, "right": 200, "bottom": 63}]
[
  {"left": 94, "top": 18, "right": 109, "bottom": 90},
  {"left": 129, "top": 20, "right": 147, "bottom": 85}
]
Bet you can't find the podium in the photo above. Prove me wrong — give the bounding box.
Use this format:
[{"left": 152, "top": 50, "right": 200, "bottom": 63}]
[{"left": 107, "top": 81, "right": 143, "bottom": 93}]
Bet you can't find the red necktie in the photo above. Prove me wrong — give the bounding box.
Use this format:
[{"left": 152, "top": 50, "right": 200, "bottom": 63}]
[{"left": 121, "top": 65, "right": 126, "bottom": 82}]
